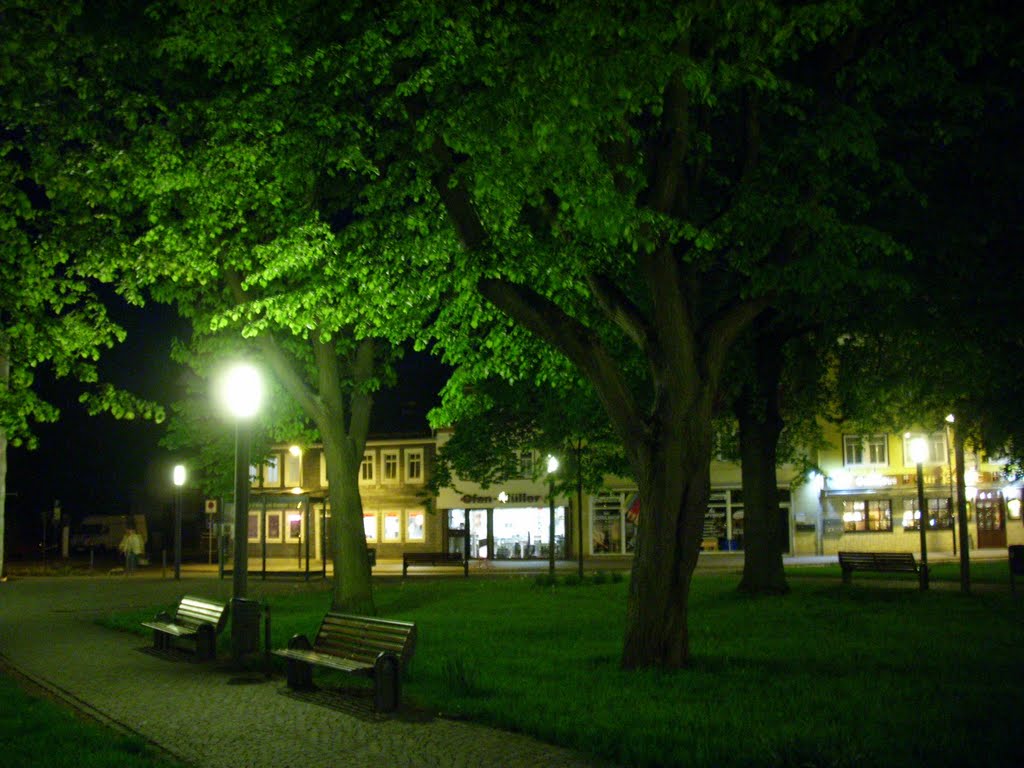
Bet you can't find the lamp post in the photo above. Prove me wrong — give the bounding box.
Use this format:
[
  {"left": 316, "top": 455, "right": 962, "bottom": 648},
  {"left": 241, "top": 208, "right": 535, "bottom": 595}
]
[
  {"left": 910, "top": 436, "right": 930, "bottom": 591},
  {"left": 172, "top": 464, "right": 186, "bottom": 580},
  {"left": 547, "top": 455, "right": 559, "bottom": 578},
  {"left": 216, "top": 362, "right": 263, "bottom": 658}
]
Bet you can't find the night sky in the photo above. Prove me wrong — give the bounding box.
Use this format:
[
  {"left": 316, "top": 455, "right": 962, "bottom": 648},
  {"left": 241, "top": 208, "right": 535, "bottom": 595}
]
[{"left": 4, "top": 297, "right": 450, "bottom": 554}]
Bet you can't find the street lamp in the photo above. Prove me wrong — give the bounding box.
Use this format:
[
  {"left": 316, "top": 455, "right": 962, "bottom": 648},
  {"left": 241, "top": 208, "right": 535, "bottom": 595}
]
[
  {"left": 172, "top": 464, "right": 186, "bottom": 580},
  {"left": 909, "top": 436, "right": 930, "bottom": 591},
  {"left": 215, "top": 362, "right": 263, "bottom": 657},
  {"left": 547, "top": 455, "right": 559, "bottom": 577}
]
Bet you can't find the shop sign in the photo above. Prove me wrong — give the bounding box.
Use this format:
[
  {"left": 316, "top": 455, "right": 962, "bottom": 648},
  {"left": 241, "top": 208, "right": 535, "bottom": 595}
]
[{"left": 460, "top": 493, "right": 542, "bottom": 505}]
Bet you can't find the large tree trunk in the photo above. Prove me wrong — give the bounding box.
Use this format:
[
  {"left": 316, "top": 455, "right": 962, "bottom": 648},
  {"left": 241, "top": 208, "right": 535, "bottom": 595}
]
[
  {"left": 321, "top": 419, "right": 375, "bottom": 614},
  {"left": 735, "top": 329, "right": 789, "bottom": 595},
  {"left": 0, "top": 341, "right": 8, "bottom": 580},
  {"left": 623, "top": 407, "right": 712, "bottom": 668}
]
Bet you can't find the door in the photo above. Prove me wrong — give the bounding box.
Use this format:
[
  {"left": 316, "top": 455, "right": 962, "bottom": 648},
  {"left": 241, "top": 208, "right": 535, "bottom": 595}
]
[{"left": 975, "top": 491, "right": 1007, "bottom": 549}]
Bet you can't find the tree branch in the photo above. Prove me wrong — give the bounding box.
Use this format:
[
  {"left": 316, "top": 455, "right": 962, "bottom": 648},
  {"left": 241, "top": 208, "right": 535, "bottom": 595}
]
[
  {"left": 478, "top": 277, "right": 647, "bottom": 449},
  {"left": 430, "top": 136, "right": 489, "bottom": 251},
  {"left": 584, "top": 273, "right": 654, "bottom": 352}
]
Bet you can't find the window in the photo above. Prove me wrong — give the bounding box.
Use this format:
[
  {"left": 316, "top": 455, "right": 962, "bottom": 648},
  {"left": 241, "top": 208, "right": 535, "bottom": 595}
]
[
  {"left": 250, "top": 454, "right": 281, "bottom": 488},
  {"left": 382, "top": 450, "right": 399, "bottom": 484},
  {"left": 843, "top": 435, "right": 888, "bottom": 466},
  {"left": 359, "top": 452, "right": 375, "bottom": 485},
  {"left": 901, "top": 497, "right": 953, "bottom": 530},
  {"left": 902, "top": 433, "right": 947, "bottom": 466},
  {"left": 247, "top": 512, "right": 260, "bottom": 541},
  {"left": 842, "top": 499, "right": 893, "bottom": 532},
  {"left": 363, "top": 510, "right": 378, "bottom": 542},
  {"left": 383, "top": 509, "right": 402, "bottom": 541},
  {"left": 406, "top": 449, "right": 424, "bottom": 484},
  {"left": 284, "top": 450, "right": 302, "bottom": 487},
  {"left": 592, "top": 494, "right": 624, "bottom": 554},
  {"left": 406, "top": 508, "right": 425, "bottom": 541},
  {"left": 266, "top": 511, "right": 282, "bottom": 541},
  {"left": 285, "top": 509, "right": 305, "bottom": 543},
  {"left": 518, "top": 450, "right": 535, "bottom": 479}
]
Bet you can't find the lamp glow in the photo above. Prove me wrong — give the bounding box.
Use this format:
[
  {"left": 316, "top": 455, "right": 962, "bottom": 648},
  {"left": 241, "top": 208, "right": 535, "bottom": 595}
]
[
  {"left": 217, "top": 362, "right": 263, "bottom": 420},
  {"left": 173, "top": 464, "right": 186, "bottom": 487},
  {"left": 547, "top": 455, "right": 560, "bottom": 474},
  {"left": 909, "top": 436, "right": 929, "bottom": 465}
]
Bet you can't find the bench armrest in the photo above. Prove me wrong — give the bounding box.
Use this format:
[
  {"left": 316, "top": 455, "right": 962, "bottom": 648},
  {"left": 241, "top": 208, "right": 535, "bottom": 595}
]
[
  {"left": 155, "top": 611, "right": 173, "bottom": 623},
  {"left": 287, "top": 634, "right": 313, "bottom": 651}
]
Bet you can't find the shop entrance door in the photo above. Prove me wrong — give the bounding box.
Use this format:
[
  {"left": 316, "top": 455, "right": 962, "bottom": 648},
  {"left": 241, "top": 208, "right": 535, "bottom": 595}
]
[{"left": 975, "top": 491, "right": 1006, "bottom": 549}]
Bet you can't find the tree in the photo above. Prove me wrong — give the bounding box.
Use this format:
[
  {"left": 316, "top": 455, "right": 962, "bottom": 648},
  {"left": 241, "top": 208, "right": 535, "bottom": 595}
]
[{"left": 1, "top": 6, "right": 164, "bottom": 577}]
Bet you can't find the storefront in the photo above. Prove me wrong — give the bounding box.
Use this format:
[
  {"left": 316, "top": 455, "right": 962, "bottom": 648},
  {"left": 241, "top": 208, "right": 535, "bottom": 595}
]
[{"left": 436, "top": 483, "right": 567, "bottom": 560}]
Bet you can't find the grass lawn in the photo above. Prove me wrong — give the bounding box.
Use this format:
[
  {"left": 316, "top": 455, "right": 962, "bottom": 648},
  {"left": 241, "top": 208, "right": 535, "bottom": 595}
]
[
  {"left": 102, "top": 563, "right": 1024, "bottom": 767},
  {"left": 0, "top": 672, "right": 183, "bottom": 768}
]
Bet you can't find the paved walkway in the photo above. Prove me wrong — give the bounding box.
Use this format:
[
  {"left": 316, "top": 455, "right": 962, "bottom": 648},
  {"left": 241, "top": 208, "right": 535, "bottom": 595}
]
[{"left": 0, "top": 575, "right": 612, "bottom": 768}]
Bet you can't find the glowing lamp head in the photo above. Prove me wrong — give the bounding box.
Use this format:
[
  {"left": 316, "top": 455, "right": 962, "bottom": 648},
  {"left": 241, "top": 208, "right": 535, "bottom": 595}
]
[
  {"left": 909, "top": 437, "right": 929, "bottom": 465},
  {"left": 546, "top": 455, "right": 560, "bottom": 474},
  {"left": 217, "top": 362, "right": 263, "bottom": 420},
  {"left": 173, "top": 464, "right": 186, "bottom": 487}
]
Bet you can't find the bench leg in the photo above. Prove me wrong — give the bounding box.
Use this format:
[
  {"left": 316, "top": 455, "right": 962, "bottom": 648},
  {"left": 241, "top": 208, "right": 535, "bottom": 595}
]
[
  {"left": 286, "top": 659, "right": 314, "bottom": 690},
  {"left": 153, "top": 630, "right": 169, "bottom": 651},
  {"left": 373, "top": 653, "right": 401, "bottom": 713},
  {"left": 841, "top": 569, "right": 852, "bottom": 585}
]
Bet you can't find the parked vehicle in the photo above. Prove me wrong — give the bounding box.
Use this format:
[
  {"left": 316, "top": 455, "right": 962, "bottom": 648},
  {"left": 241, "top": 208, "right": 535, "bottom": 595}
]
[{"left": 69, "top": 514, "right": 148, "bottom": 554}]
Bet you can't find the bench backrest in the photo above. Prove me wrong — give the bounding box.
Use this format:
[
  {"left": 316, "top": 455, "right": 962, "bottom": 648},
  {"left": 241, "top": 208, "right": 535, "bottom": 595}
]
[
  {"left": 839, "top": 552, "right": 917, "bottom": 569},
  {"left": 174, "top": 595, "right": 229, "bottom": 633},
  {"left": 314, "top": 612, "right": 417, "bottom": 670}
]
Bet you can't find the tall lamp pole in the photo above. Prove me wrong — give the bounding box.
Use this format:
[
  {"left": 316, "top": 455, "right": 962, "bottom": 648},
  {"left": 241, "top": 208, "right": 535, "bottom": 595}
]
[
  {"left": 547, "top": 455, "right": 559, "bottom": 578},
  {"left": 172, "top": 464, "right": 186, "bottom": 580},
  {"left": 216, "top": 362, "right": 263, "bottom": 657},
  {"left": 910, "top": 437, "right": 930, "bottom": 591}
]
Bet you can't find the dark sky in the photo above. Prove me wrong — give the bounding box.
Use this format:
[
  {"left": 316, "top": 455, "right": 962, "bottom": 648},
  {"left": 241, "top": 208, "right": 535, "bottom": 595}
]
[{"left": 5, "top": 297, "right": 450, "bottom": 550}]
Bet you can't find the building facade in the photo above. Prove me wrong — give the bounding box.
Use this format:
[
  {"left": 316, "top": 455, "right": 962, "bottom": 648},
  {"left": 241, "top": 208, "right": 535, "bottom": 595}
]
[{"left": 238, "top": 423, "right": 1022, "bottom": 567}]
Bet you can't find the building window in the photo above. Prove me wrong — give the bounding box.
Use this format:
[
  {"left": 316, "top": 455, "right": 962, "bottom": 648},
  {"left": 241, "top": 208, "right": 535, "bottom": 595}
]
[
  {"left": 518, "top": 450, "right": 535, "bottom": 479},
  {"left": 284, "top": 450, "right": 302, "bottom": 487},
  {"left": 901, "top": 497, "right": 953, "bottom": 530},
  {"left": 285, "top": 509, "right": 304, "bottom": 543},
  {"left": 592, "top": 494, "right": 624, "bottom": 554},
  {"left": 363, "top": 510, "right": 378, "bottom": 542},
  {"left": 406, "top": 449, "right": 424, "bottom": 484},
  {"left": 843, "top": 435, "right": 888, "bottom": 467},
  {"left": 842, "top": 499, "right": 893, "bottom": 532},
  {"left": 266, "top": 511, "right": 283, "bottom": 542},
  {"left": 382, "top": 451, "right": 399, "bottom": 484},
  {"left": 383, "top": 509, "right": 402, "bottom": 541},
  {"left": 902, "top": 433, "right": 947, "bottom": 466},
  {"left": 406, "top": 508, "right": 426, "bottom": 542},
  {"left": 247, "top": 512, "right": 260, "bottom": 541},
  {"left": 359, "top": 452, "right": 375, "bottom": 485}
]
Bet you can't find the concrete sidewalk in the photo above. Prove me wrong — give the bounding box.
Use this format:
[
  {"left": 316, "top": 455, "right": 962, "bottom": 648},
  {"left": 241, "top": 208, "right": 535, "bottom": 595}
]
[{"left": 0, "top": 576, "right": 609, "bottom": 768}]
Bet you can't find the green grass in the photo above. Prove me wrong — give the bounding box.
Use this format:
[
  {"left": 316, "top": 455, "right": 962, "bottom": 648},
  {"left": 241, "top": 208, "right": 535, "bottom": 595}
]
[
  {"left": 0, "top": 674, "right": 183, "bottom": 768},
  {"left": 101, "top": 565, "right": 1024, "bottom": 768}
]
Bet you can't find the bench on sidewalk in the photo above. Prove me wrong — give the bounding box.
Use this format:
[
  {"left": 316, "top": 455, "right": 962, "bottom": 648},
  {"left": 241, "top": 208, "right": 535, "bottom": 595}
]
[
  {"left": 272, "top": 612, "right": 416, "bottom": 712},
  {"left": 402, "top": 551, "right": 468, "bottom": 577},
  {"left": 838, "top": 551, "right": 923, "bottom": 584},
  {"left": 141, "top": 595, "right": 229, "bottom": 661}
]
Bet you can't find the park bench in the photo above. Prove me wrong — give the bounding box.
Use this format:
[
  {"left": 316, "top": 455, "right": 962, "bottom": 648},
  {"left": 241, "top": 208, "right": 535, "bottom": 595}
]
[
  {"left": 141, "top": 595, "right": 229, "bottom": 661},
  {"left": 838, "top": 551, "right": 923, "bottom": 585},
  {"left": 272, "top": 612, "right": 417, "bottom": 712},
  {"left": 402, "top": 551, "right": 469, "bottom": 577}
]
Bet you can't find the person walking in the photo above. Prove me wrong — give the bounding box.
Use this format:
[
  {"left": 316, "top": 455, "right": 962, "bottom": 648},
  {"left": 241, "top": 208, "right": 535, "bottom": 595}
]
[{"left": 119, "top": 527, "right": 144, "bottom": 575}]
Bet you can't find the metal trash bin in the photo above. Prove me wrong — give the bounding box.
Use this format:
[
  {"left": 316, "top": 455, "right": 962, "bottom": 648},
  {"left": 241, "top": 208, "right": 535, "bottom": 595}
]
[
  {"left": 1009, "top": 545, "right": 1024, "bottom": 593},
  {"left": 231, "top": 598, "right": 262, "bottom": 657}
]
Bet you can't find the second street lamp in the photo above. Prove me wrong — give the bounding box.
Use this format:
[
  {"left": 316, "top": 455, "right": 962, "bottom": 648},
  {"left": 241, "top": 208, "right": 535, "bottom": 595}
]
[
  {"left": 909, "top": 436, "right": 930, "bottom": 591},
  {"left": 547, "top": 455, "right": 559, "bottom": 577},
  {"left": 172, "top": 464, "right": 186, "bottom": 580}
]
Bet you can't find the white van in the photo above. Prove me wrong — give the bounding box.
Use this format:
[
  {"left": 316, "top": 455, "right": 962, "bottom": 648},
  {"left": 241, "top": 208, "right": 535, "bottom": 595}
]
[{"left": 70, "top": 514, "right": 148, "bottom": 554}]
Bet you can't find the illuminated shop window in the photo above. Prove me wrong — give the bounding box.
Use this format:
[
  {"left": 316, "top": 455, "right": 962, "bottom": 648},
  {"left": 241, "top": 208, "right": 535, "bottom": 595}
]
[{"left": 842, "top": 499, "right": 893, "bottom": 532}]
